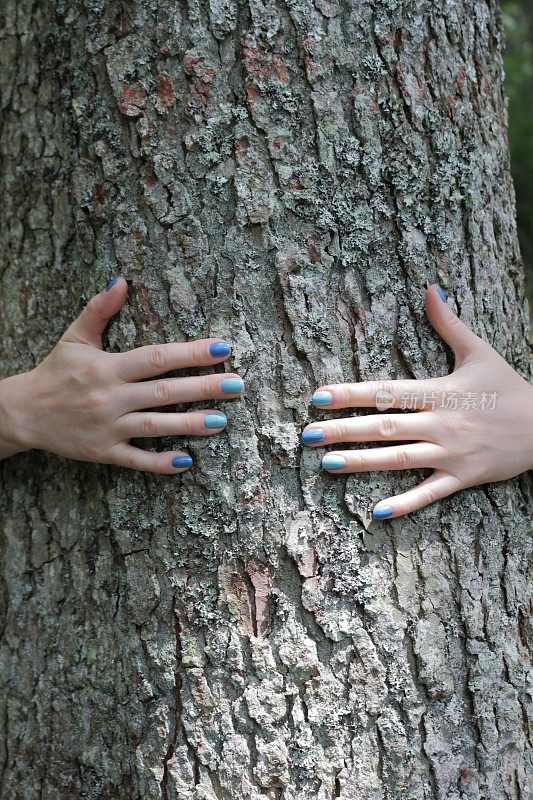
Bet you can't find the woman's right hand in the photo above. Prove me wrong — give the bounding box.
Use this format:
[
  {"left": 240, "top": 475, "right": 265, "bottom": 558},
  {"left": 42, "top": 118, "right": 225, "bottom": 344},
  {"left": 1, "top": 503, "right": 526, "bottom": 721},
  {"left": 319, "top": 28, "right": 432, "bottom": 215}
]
[{"left": 0, "top": 277, "right": 244, "bottom": 473}]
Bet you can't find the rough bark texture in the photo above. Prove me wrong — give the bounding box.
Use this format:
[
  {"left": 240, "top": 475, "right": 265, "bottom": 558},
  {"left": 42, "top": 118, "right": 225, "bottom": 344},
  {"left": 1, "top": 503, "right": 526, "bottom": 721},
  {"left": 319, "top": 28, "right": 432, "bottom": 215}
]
[{"left": 0, "top": 1, "right": 532, "bottom": 798}]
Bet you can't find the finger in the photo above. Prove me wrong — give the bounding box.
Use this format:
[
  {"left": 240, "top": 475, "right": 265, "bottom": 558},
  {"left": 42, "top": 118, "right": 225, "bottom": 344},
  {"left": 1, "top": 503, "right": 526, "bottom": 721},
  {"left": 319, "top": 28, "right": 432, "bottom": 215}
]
[
  {"left": 117, "top": 410, "right": 228, "bottom": 439},
  {"left": 425, "top": 283, "right": 487, "bottom": 364},
  {"left": 61, "top": 277, "right": 128, "bottom": 348},
  {"left": 311, "top": 377, "right": 445, "bottom": 412},
  {"left": 109, "top": 444, "right": 195, "bottom": 474},
  {"left": 371, "top": 470, "right": 463, "bottom": 520},
  {"left": 113, "top": 339, "right": 232, "bottom": 382},
  {"left": 302, "top": 412, "right": 437, "bottom": 446},
  {"left": 118, "top": 373, "right": 244, "bottom": 412},
  {"left": 321, "top": 442, "right": 443, "bottom": 473}
]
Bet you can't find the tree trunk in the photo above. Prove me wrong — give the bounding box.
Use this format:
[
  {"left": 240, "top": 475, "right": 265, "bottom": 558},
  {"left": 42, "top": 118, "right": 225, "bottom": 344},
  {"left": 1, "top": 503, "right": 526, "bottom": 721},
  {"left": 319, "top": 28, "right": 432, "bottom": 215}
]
[{"left": 0, "top": 1, "right": 531, "bottom": 798}]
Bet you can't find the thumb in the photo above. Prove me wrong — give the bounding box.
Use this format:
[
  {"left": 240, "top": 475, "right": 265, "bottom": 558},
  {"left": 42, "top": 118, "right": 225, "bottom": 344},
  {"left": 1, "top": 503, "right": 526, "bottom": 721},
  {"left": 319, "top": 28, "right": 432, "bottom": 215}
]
[
  {"left": 425, "top": 283, "right": 486, "bottom": 365},
  {"left": 61, "top": 277, "right": 128, "bottom": 348}
]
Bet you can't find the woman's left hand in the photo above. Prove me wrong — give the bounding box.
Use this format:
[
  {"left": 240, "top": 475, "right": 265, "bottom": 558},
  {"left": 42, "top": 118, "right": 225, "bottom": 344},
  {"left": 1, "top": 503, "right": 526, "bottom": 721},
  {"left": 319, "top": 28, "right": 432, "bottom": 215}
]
[{"left": 302, "top": 284, "right": 533, "bottom": 520}]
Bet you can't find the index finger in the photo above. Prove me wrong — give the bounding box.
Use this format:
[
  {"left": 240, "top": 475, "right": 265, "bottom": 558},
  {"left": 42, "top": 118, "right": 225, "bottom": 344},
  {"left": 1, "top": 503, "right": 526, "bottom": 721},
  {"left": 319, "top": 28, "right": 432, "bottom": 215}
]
[
  {"left": 112, "top": 339, "right": 232, "bottom": 382},
  {"left": 311, "top": 378, "right": 448, "bottom": 411}
]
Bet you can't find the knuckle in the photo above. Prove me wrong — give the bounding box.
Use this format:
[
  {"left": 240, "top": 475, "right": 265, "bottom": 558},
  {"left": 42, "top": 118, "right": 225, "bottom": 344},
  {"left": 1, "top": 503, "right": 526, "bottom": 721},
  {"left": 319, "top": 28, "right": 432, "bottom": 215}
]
[
  {"left": 374, "top": 381, "right": 397, "bottom": 409},
  {"left": 334, "top": 421, "right": 348, "bottom": 441},
  {"left": 105, "top": 352, "right": 124, "bottom": 381},
  {"left": 201, "top": 375, "right": 214, "bottom": 400},
  {"left": 376, "top": 415, "right": 398, "bottom": 439},
  {"left": 377, "top": 381, "right": 396, "bottom": 398},
  {"left": 141, "top": 414, "right": 160, "bottom": 437},
  {"left": 447, "top": 315, "right": 462, "bottom": 332},
  {"left": 147, "top": 345, "right": 168, "bottom": 372},
  {"left": 394, "top": 448, "right": 412, "bottom": 470},
  {"left": 85, "top": 388, "right": 109, "bottom": 415},
  {"left": 184, "top": 413, "right": 200, "bottom": 435},
  {"left": 351, "top": 453, "right": 365, "bottom": 472},
  {"left": 190, "top": 340, "right": 206, "bottom": 363},
  {"left": 86, "top": 295, "right": 102, "bottom": 316},
  {"left": 154, "top": 379, "right": 173, "bottom": 404},
  {"left": 334, "top": 385, "right": 349, "bottom": 405},
  {"left": 125, "top": 453, "right": 138, "bottom": 470},
  {"left": 422, "top": 485, "right": 440, "bottom": 507}
]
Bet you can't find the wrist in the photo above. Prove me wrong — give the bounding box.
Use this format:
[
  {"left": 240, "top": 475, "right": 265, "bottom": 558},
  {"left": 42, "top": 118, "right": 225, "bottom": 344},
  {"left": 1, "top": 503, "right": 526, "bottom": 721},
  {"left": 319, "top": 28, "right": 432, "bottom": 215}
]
[{"left": 0, "top": 372, "right": 32, "bottom": 460}]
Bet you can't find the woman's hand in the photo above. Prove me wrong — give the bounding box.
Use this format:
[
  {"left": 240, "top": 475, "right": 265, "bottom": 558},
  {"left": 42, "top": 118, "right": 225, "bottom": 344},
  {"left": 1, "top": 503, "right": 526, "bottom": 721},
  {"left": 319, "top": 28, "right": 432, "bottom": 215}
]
[
  {"left": 0, "top": 277, "right": 244, "bottom": 473},
  {"left": 302, "top": 284, "right": 533, "bottom": 520}
]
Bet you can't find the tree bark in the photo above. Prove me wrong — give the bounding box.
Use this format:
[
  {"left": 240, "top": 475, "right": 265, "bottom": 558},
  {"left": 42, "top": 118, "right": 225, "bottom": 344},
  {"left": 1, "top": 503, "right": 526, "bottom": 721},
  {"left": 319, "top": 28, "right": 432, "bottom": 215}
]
[{"left": 0, "top": 1, "right": 531, "bottom": 798}]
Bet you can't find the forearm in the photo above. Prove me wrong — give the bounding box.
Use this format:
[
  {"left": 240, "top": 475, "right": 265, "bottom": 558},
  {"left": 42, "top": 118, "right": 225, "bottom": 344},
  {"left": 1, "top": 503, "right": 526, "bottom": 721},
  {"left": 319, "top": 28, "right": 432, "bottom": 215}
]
[{"left": 0, "top": 374, "right": 30, "bottom": 460}]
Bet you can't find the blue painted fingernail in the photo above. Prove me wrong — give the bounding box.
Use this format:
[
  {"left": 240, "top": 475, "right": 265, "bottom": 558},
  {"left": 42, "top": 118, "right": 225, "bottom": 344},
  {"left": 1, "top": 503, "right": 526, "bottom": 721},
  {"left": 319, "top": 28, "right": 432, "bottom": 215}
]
[
  {"left": 172, "top": 455, "right": 193, "bottom": 469},
  {"left": 322, "top": 454, "right": 346, "bottom": 470},
  {"left": 204, "top": 413, "right": 228, "bottom": 429},
  {"left": 302, "top": 428, "right": 325, "bottom": 444},
  {"left": 372, "top": 505, "right": 394, "bottom": 520},
  {"left": 436, "top": 284, "right": 447, "bottom": 303},
  {"left": 209, "top": 341, "right": 231, "bottom": 358},
  {"left": 312, "top": 391, "right": 333, "bottom": 407},
  {"left": 106, "top": 277, "right": 119, "bottom": 291},
  {"left": 221, "top": 377, "right": 244, "bottom": 394}
]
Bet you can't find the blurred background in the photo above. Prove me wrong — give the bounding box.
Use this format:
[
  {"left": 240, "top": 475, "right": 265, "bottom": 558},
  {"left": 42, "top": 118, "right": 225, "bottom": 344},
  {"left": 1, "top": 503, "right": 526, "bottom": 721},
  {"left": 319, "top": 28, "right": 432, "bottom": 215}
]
[{"left": 503, "top": 1, "right": 533, "bottom": 323}]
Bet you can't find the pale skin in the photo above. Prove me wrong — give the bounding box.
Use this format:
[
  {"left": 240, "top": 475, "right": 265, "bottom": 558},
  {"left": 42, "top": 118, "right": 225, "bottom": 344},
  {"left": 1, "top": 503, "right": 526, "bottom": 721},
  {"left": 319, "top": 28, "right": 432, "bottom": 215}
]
[{"left": 0, "top": 280, "right": 532, "bottom": 518}]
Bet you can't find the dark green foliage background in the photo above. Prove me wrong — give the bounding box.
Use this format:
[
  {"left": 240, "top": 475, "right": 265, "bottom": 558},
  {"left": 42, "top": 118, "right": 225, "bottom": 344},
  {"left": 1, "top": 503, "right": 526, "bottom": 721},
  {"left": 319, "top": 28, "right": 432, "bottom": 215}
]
[{"left": 503, "top": 1, "right": 533, "bottom": 319}]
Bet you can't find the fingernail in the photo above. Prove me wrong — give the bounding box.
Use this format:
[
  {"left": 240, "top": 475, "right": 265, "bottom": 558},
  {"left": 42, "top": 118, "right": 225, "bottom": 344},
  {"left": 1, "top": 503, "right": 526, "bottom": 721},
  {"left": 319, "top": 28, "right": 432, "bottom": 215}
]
[
  {"left": 435, "top": 284, "right": 447, "bottom": 303},
  {"left": 209, "top": 341, "right": 231, "bottom": 358},
  {"left": 312, "top": 391, "right": 333, "bottom": 407},
  {"left": 106, "top": 277, "right": 119, "bottom": 291},
  {"left": 372, "top": 505, "right": 394, "bottom": 520},
  {"left": 302, "top": 428, "right": 325, "bottom": 444},
  {"left": 172, "top": 455, "right": 193, "bottom": 469},
  {"left": 322, "top": 454, "right": 346, "bottom": 470},
  {"left": 204, "top": 413, "right": 228, "bottom": 429},
  {"left": 221, "top": 377, "right": 244, "bottom": 394}
]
